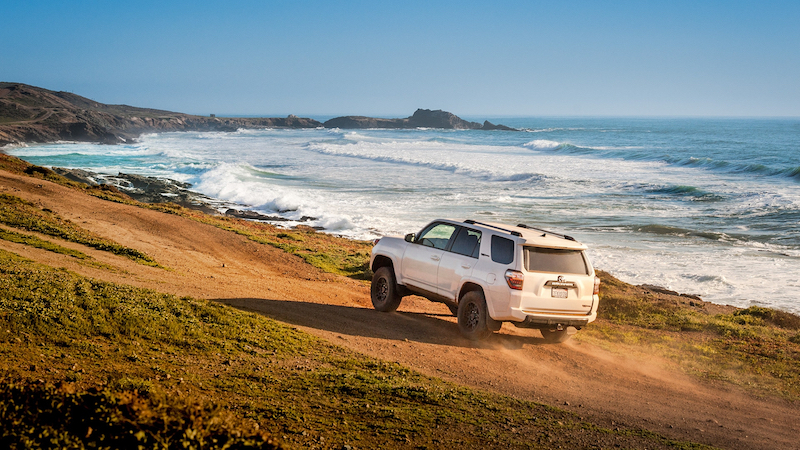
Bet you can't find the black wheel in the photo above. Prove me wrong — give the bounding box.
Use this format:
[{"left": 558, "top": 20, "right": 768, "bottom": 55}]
[
  {"left": 371, "top": 266, "right": 402, "bottom": 312},
  {"left": 447, "top": 304, "right": 459, "bottom": 316},
  {"left": 457, "top": 291, "right": 492, "bottom": 340},
  {"left": 540, "top": 328, "right": 573, "bottom": 343}
]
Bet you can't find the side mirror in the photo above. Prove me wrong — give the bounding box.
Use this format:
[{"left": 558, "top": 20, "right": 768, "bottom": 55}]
[{"left": 404, "top": 233, "right": 416, "bottom": 243}]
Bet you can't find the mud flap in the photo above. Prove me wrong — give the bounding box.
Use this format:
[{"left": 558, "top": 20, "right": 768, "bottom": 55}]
[{"left": 487, "top": 316, "right": 502, "bottom": 332}]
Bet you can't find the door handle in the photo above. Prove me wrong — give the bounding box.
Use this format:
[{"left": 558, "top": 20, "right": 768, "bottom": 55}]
[
  {"left": 461, "top": 264, "right": 471, "bottom": 269},
  {"left": 430, "top": 255, "right": 440, "bottom": 261}
]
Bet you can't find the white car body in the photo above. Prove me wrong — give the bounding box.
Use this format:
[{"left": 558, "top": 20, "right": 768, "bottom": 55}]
[{"left": 369, "top": 219, "right": 600, "bottom": 339}]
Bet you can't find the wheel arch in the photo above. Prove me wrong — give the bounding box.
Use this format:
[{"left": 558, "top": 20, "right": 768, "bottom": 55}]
[
  {"left": 458, "top": 282, "right": 484, "bottom": 303},
  {"left": 371, "top": 254, "right": 395, "bottom": 274}
]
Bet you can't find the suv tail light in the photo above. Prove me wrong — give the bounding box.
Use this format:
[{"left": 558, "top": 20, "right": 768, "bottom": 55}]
[
  {"left": 372, "top": 238, "right": 381, "bottom": 246},
  {"left": 593, "top": 277, "right": 601, "bottom": 295},
  {"left": 505, "top": 270, "right": 524, "bottom": 290}
]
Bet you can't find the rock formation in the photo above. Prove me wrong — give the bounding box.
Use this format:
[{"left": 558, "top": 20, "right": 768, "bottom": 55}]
[
  {"left": 323, "top": 108, "right": 518, "bottom": 131},
  {"left": 0, "top": 82, "right": 322, "bottom": 146}
]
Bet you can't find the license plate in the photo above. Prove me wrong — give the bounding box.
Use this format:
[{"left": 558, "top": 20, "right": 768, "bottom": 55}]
[{"left": 551, "top": 288, "right": 568, "bottom": 298}]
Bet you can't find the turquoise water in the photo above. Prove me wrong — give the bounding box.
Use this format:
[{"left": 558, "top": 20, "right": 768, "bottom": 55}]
[{"left": 7, "top": 117, "right": 800, "bottom": 313}]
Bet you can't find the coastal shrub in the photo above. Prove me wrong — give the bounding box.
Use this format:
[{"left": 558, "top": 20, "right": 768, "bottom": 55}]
[
  {"left": 23, "top": 165, "right": 55, "bottom": 177},
  {"left": 734, "top": 306, "right": 800, "bottom": 330},
  {"left": 0, "top": 380, "right": 280, "bottom": 449}
]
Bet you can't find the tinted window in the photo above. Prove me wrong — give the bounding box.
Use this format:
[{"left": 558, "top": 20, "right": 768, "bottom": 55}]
[
  {"left": 524, "top": 247, "right": 588, "bottom": 275},
  {"left": 417, "top": 223, "right": 457, "bottom": 250},
  {"left": 449, "top": 227, "right": 482, "bottom": 258},
  {"left": 491, "top": 235, "right": 515, "bottom": 265}
]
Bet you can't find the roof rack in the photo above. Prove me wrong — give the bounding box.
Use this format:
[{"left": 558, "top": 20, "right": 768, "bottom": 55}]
[
  {"left": 464, "top": 219, "right": 522, "bottom": 237},
  {"left": 516, "top": 223, "right": 576, "bottom": 241}
]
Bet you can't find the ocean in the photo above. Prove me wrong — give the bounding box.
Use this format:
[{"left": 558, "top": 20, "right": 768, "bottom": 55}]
[{"left": 6, "top": 117, "right": 800, "bottom": 314}]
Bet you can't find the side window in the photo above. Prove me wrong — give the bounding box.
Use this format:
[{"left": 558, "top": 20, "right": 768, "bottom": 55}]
[
  {"left": 449, "top": 227, "right": 482, "bottom": 258},
  {"left": 491, "top": 235, "right": 515, "bottom": 265},
  {"left": 416, "top": 223, "right": 457, "bottom": 250}
]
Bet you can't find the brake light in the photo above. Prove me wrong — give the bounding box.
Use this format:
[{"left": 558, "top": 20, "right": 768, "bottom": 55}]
[
  {"left": 505, "top": 270, "right": 524, "bottom": 290},
  {"left": 593, "top": 277, "right": 601, "bottom": 295},
  {"left": 372, "top": 238, "right": 381, "bottom": 246}
]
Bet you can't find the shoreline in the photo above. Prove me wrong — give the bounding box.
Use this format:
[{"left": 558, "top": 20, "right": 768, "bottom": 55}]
[{"left": 7, "top": 153, "right": 727, "bottom": 308}]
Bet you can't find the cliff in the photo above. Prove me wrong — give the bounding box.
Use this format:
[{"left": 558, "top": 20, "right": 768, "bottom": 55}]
[
  {"left": 0, "top": 82, "right": 321, "bottom": 146},
  {"left": 0, "top": 83, "right": 518, "bottom": 147}
]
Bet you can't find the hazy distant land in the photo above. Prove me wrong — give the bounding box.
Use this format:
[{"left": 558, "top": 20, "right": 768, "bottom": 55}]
[{"left": 0, "top": 82, "right": 516, "bottom": 147}]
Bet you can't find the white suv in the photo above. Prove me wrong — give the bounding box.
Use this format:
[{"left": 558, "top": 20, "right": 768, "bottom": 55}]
[{"left": 369, "top": 219, "right": 600, "bottom": 342}]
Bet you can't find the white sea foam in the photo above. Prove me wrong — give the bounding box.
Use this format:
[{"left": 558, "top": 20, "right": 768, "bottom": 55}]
[{"left": 522, "top": 139, "right": 562, "bottom": 150}]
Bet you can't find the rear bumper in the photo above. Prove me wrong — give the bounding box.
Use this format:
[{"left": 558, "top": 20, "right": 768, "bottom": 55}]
[
  {"left": 491, "top": 292, "right": 598, "bottom": 326},
  {"left": 511, "top": 314, "right": 594, "bottom": 329}
]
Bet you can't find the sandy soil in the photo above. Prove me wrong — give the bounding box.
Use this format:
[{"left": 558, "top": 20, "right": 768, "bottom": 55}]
[{"left": 1, "top": 170, "right": 797, "bottom": 450}]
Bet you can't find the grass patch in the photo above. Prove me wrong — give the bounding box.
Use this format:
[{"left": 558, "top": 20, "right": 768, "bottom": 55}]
[
  {"left": 588, "top": 271, "right": 800, "bottom": 400},
  {"left": 0, "top": 192, "right": 161, "bottom": 267},
  {"left": 0, "top": 227, "right": 89, "bottom": 259},
  {"left": 0, "top": 381, "right": 279, "bottom": 449},
  {"left": 0, "top": 249, "right": 710, "bottom": 449}
]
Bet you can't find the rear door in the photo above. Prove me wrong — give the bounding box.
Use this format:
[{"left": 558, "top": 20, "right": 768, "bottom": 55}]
[
  {"left": 401, "top": 222, "right": 457, "bottom": 293},
  {"left": 437, "top": 227, "right": 481, "bottom": 300}
]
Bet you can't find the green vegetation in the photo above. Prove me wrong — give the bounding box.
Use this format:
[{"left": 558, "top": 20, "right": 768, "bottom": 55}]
[
  {"left": 0, "top": 192, "right": 161, "bottom": 267},
  {"left": 0, "top": 381, "right": 279, "bottom": 449},
  {"left": 0, "top": 227, "right": 89, "bottom": 259},
  {"left": 583, "top": 271, "right": 800, "bottom": 400},
  {"left": 0, "top": 249, "right": 710, "bottom": 449}
]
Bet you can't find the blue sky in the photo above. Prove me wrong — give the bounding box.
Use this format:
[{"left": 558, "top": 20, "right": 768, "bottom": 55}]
[{"left": 2, "top": 1, "right": 798, "bottom": 117}]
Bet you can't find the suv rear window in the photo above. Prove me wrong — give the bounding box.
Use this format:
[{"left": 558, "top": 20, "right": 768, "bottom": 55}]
[
  {"left": 524, "top": 247, "right": 588, "bottom": 275},
  {"left": 450, "top": 227, "right": 481, "bottom": 258},
  {"left": 491, "top": 236, "right": 515, "bottom": 265}
]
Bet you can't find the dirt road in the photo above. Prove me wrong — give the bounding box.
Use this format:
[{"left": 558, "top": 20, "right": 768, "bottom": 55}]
[{"left": 1, "top": 170, "right": 797, "bottom": 450}]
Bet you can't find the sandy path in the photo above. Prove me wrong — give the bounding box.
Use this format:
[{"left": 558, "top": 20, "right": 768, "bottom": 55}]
[{"left": 2, "top": 171, "right": 797, "bottom": 450}]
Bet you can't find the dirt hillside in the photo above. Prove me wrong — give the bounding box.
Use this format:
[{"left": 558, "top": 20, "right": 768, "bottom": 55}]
[{"left": 1, "top": 169, "right": 796, "bottom": 450}]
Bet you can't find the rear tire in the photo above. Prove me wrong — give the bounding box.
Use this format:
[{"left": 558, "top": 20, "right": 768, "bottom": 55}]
[
  {"left": 540, "top": 328, "right": 573, "bottom": 343},
  {"left": 457, "top": 291, "right": 492, "bottom": 340},
  {"left": 371, "top": 267, "right": 402, "bottom": 312}
]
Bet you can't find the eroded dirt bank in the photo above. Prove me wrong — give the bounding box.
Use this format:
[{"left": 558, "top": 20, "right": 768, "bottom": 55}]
[{"left": 1, "top": 170, "right": 796, "bottom": 450}]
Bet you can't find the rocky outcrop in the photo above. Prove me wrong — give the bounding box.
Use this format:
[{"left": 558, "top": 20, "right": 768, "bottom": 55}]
[
  {"left": 0, "top": 82, "right": 322, "bottom": 147},
  {"left": 321, "top": 116, "right": 408, "bottom": 129},
  {"left": 406, "top": 109, "right": 482, "bottom": 129},
  {"left": 323, "top": 108, "right": 518, "bottom": 131},
  {"left": 224, "top": 209, "right": 317, "bottom": 223},
  {"left": 480, "top": 120, "right": 517, "bottom": 131},
  {"left": 53, "top": 168, "right": 218, "bottom": 213}
]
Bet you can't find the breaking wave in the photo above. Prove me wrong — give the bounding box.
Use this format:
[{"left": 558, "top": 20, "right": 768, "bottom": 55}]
[{"left": 305, "top": 142, "right": 548, "bottom": 184}]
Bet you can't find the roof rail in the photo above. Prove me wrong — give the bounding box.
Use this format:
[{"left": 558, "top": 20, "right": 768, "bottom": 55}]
[
  {"left": 516, "top": 223, "right": 576, "bottom": 241},
  {"left": 464, "top": 219, "right": 522, "bottom": 237}
]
